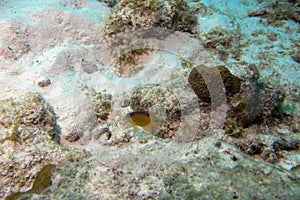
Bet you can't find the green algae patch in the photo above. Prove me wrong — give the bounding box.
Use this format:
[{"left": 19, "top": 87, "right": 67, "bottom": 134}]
[
  {"left": 6, "top": 164, "right": 56, "bottom": 200},
  {"left": 31, "top": 164, "right": 57, "bottom": 193}
]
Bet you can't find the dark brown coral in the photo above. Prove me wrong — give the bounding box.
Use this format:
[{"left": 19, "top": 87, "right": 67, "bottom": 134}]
[{"left": 188, "top": 65, "right": 241, "bottom": 104}]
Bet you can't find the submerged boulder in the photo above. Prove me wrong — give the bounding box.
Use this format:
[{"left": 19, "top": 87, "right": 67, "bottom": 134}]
[
  {"left": 104, "top": 0, "right": 197, "bottom": 36},
  {"left": 188, "top": 65, "right": 241, "bottom": 104},
  {"left": 0, "top": 92, "right": 60, "bottom": 143},
  {"left": 130, "top": 83, "right": 181, "bottom": 139},
  {"left": 129, "top": 78, "right": 200, "bottom": 141},
  {"left": 0, "top": 93, "right": 90, "bottom": 199}
]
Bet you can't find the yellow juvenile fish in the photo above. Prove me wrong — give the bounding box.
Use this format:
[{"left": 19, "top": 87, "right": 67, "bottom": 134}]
[{"left": 125, "top": 111, "right": 160, "bottom": 133}]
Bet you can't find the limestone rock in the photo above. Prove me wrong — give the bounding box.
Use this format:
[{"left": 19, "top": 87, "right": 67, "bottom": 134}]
[
  {"left": 130, "top": 83, "right": 181, "bottom": 138},
  {"left": 0, "top": 93, "right": 90, "bottom": 199},
  {"left": 18, "top": 137, "right": 300, "bottom": 199},
  {"left": 104, "top": 0, "right": 197, "bottom": 37}
]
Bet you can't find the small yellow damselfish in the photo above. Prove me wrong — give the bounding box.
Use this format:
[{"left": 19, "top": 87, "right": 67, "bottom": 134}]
[{"left": 125, "top": 111, "right": 160, "bottom": 133}]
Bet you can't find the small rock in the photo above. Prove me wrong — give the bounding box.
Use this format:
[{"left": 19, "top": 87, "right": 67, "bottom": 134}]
[
  {"left": 278, "top": 128, "right": 291, "bottom": 135},
  {"left": 280, "top": 100, "right": 294, "bottom": 115},
  {"left": 64, "top": 126, "right": 84, "bottom": 142},
  {"left": 93, "top": 127, "right": 110, "bottom": 140},
  {"left": 230, "top": 155, "right": 238, "bottom": 161},
  {"left": 97, "top": 0, "right": 119, "bottom": 7},
  {"left": 121, "top": 98, "right": 130, "bottom": 107},
  {"left": 81, "top": 59, "right": 99, "bottom": 74},
  {"left": 214, "top": 141, "right": 222, "bottom": 148},
  {"left": 37, "top": 77, "right": 51, "bottom": 87},
  {"left": 90, "top": 91, "right": 112, "bottom": 122},
  {"left": 267, "top": 152, "right": 279, "bottom": 164}
]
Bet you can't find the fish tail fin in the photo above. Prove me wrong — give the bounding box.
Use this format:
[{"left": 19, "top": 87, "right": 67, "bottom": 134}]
[
  {"left": 142, "top": 125, "right": 154, "bottom": 133},
  {"left": 133, "top": 124, "right": 140, "bottom": 132},
  {"left": 125, "top": 116, "right": 141, "bottom": 133},
  {"left": 142, "top": 118, "right": 162, "bottom": 134}
]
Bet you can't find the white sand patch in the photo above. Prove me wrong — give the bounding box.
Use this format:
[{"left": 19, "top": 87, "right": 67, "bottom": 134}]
[{"left": 0, "top": 0, "right": 111, "bottom": 134}]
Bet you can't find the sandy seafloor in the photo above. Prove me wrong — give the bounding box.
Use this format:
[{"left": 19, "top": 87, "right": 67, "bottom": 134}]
[{"left": 0, "top": 0, "right": 300, "bottom": 199}]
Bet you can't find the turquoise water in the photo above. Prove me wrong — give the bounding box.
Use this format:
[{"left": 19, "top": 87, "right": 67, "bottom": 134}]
[{"left": 0, "top": 0, "right": 299, "bottom": 199}]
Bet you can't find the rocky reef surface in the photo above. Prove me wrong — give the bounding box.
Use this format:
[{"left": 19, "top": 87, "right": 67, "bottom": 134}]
[
  {"left": 0, "top": 93, "right": 90, "bottom": 199},
  {"left": 6, "top": 137, "right": 300, "bottom": 199},
  {"left": 0, "top": 0, "right": 299, "bottom": 199}
]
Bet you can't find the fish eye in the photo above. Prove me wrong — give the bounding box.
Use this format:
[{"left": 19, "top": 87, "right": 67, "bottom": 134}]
[{"left": 147, "top": 114, "right": 150, "bottom": 117}]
